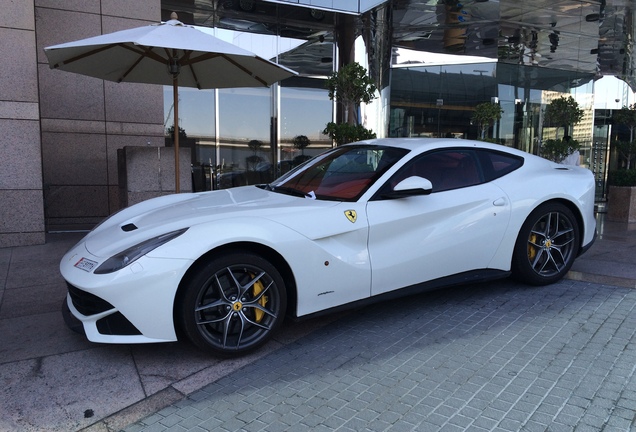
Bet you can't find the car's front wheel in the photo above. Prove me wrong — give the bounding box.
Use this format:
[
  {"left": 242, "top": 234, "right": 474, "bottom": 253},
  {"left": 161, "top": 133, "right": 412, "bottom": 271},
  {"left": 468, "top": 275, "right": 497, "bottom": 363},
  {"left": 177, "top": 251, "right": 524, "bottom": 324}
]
[
  {"left": 512, "top": 202, "right": 580, "bottom": 286},
  {"left": 177, "top": 252, "right": 287, "bottom": 356}
]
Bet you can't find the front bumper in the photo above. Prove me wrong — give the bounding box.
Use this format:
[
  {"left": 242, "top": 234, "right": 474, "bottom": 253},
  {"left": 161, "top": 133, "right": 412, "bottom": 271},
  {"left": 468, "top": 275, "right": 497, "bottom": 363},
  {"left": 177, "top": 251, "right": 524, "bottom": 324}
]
[
  {"left": 60, "top": 242, "right": 192, "bottom": 344},
  {"left": 578, "top": 229, "right": 597, "bottom": 257}
]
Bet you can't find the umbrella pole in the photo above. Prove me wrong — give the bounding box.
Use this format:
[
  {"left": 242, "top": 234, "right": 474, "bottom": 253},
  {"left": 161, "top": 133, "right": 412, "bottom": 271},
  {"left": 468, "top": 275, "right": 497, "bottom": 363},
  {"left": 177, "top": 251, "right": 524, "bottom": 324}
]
[{"left": 173, "top": 77, "right": 180, "bottom": 193}]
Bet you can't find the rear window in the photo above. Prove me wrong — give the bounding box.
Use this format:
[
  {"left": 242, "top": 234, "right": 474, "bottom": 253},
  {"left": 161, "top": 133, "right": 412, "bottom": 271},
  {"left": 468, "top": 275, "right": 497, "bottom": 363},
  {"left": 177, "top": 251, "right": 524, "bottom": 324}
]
[{"left": 478, "top": 150, "right": 524, "bottom": 181}]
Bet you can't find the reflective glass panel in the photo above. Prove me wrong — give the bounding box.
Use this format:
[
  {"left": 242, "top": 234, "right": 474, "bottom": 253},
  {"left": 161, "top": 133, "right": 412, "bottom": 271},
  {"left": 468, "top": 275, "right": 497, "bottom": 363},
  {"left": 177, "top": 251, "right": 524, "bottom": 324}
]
[
  {"left": 261, "top": 0, "right": 387, "bottom": 14},
  {"left": 163, "top": 86, "right": 216, "bottom": 191},
  {"left": 280, "top": 78, "right": 333, "bottom": 175},
  {"left": 216, "top": 87, "right": 272, "bottom": 188}
]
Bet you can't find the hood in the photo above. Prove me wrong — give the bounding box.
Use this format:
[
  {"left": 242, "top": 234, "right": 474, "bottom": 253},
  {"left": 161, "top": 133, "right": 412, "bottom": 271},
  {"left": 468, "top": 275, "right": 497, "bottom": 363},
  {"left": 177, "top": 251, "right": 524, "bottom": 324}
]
[{"left": 84, "top": 186, "right": 339, "bottom": 256}]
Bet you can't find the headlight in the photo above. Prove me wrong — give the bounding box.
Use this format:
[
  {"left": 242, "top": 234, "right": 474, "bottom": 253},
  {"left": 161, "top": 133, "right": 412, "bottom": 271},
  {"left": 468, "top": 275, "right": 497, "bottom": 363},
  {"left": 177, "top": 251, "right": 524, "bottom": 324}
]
[{"left": 94, "top": 228, "right": 188, "bottom": 274}]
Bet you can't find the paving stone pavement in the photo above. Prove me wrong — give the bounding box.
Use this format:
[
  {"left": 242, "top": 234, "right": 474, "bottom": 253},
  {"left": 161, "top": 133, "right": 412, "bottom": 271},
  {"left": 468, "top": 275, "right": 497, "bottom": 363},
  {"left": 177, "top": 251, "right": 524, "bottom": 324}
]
[{"left": 120, "top": 278, "right": 636, "bottom": 432}]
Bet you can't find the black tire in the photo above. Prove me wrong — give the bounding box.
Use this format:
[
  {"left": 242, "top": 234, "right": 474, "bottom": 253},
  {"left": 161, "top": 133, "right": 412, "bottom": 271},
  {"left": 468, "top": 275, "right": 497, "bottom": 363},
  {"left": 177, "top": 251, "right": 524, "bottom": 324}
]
[
  {"left": 177, "top": 252, "right": 287, "bottom": 356},
  {"left": 512, "top": 202, "right": 580, "bottom": 286}
]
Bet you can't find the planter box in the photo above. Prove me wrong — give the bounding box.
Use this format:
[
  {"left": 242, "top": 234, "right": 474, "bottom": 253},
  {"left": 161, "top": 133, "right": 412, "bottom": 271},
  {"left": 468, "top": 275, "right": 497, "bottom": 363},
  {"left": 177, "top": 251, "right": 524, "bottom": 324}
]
[
  {"left": 608, "top": 185, "right": 636, "bottom": 222},
  {"left": 117, "top": 146, "right": 192, "bottom": 208}
]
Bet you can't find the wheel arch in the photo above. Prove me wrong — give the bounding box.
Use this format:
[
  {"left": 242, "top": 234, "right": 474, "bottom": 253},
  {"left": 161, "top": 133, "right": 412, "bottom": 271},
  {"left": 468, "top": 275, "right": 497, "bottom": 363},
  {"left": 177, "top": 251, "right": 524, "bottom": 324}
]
[
  {"left": 173, "top": 241, "right": 298, "bottom": 329},
  {"left": 511, "top": 198, "right": 585, "bottom": 255},
  {"left": 536, "top": 198, "right": 585, "bottom": 253},
  {"left": 509, "top": 197, "right": 584, "bottom": 285}
]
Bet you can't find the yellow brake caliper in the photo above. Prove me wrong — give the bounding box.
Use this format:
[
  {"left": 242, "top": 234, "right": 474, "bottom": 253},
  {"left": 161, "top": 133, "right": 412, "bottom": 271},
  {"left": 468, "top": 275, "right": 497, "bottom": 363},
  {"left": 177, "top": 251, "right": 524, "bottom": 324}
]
[
  {"left": 252, "top": 277, "right": 268, "bottom": 322},
  {"left": 528, "top": 233, "right": 538, "bottom": 260}
]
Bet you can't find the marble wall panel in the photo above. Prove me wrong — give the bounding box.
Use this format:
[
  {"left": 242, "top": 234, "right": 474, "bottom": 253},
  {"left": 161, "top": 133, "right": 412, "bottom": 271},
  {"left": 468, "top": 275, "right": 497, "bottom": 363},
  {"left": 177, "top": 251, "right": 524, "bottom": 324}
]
[
  {"left": 38, "top": 65, "right": 106, "bottom": 121},
  {"left": 44, "top": 185, "right": 109, "bottom": 219},
  {"left": 0, "top": 28, "right": 38, "bottom": 102},
  {"left": 35, "top": 8, "right": 102, "bottom": 64},
  {"left": 34, "top": 0, "right": 101, "bottom": 15},
  {"left": 104, "top": 81, "right": 164, "bottom": 125},
  {"left": 1, "top": 0, "right": 34, "bottom": 30},
  {"left": 41, "top": 132, "right": 107, "bottom": 186},
  {"left": 0, "top": 119, "right": 43, "bottom": 190},
  {"left": 0, "top": 190, "right": 45, "bottom": 247},
  {"left": 102, "top": 0, "right": 161, "bottom": 22}
]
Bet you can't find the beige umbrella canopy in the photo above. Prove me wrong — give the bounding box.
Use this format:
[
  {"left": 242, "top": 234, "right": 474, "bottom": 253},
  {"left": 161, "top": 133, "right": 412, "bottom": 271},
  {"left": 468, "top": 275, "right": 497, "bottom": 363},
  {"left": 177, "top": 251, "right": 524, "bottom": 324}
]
[{"left": 44, "top": 13, "right": 297, "bottom": 192}]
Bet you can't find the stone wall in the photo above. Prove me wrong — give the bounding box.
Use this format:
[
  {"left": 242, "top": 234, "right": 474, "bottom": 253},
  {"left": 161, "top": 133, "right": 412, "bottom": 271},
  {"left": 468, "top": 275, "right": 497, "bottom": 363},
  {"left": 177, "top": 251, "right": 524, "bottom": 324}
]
[
  {"left": 1, "top": 0, "right": 166, "bottom": 247},
  {"left": 0, "top": 2, "right": 44, "bottom": 247},
  {"left": 36, "top": 0, "right": 165, "bottom": 234}
]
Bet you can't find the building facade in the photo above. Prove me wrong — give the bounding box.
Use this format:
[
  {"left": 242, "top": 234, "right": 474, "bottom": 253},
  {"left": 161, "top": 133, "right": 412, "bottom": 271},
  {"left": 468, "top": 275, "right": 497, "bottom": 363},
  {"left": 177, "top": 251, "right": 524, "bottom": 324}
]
[{"left": 1, "top": 0, "right": 634, "bottom": 247}]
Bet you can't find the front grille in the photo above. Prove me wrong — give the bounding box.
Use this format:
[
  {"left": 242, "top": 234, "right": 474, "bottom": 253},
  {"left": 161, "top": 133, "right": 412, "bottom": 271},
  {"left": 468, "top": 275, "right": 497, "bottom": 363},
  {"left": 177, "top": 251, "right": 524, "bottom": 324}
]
[
  {"left": 67, "top": 283, "right": 114, "bottom": 316},
  {"left": 67, "top": 283, "right": 142, "bottom": 336}
]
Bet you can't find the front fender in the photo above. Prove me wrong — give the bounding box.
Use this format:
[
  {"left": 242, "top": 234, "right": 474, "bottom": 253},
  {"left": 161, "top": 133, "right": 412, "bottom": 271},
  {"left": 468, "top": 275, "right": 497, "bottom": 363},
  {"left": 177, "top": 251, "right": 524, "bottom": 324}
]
[{"left": 159, "top": 215, "right": 372, "bottom": 317}]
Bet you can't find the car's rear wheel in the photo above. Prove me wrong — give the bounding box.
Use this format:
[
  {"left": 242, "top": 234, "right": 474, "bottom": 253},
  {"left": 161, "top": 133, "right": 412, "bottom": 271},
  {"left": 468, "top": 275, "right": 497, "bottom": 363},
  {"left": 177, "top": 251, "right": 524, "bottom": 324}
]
[
  {"left": 177, "top": 252, "right": 287, "bottom": 356},
  {"left": 512, "top": 202, "right": 580, "bottom": 286}
]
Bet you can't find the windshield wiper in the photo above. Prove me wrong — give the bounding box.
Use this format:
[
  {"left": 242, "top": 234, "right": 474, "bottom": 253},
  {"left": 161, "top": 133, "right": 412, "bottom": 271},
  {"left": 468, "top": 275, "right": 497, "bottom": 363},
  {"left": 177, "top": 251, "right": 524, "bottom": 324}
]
[{"left": 268, "top": 185, "right": 310, "bottom": 198}]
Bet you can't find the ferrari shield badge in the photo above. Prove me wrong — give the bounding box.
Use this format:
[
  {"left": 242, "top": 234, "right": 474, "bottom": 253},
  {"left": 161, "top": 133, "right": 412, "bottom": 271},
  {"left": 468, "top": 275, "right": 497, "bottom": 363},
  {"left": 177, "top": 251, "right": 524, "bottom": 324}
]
[{"left": 345, "top": 209, "right": 357, "bottom": 223}]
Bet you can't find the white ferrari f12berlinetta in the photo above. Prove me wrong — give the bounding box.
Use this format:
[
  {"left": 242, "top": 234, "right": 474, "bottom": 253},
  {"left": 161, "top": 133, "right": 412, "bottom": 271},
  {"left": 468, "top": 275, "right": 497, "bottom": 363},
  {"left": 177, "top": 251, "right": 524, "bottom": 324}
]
[{"left": 60, "top": 138, "right": 596, "bottom": 356}]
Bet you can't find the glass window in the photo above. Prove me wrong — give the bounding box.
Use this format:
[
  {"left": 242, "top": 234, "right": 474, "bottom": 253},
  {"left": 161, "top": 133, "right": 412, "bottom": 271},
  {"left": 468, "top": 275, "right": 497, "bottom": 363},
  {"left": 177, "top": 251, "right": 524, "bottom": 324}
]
[
  {"left": 163, "top": 87, "right": 216, "bottom": 192},
  {"left": 260, "top": 0, "right": 387, "bottom": 14},
  {"left": 386, "top": 150, "right": 483, "bottom": 193},
  {"left": 477, "top": 149, "right": 524, "bottom": 181},
  {"left": 269, "top": 145, "right": 408, "bottom": 201},
  {"left": 389, "top": 62, "right": 497, "bottom": 139},
  {"left": 216, "top": 87, "right": 272, "bottom": 188},
  {"left": 280, "top": 78, "right": 333, "bottom": 173}
]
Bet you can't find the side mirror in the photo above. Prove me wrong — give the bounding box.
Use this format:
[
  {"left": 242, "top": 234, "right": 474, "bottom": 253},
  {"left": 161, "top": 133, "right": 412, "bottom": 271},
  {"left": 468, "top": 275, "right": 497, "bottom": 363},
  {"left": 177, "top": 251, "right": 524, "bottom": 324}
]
[{"left": 383, "top": 176, "right": 433, "bottom": 199}]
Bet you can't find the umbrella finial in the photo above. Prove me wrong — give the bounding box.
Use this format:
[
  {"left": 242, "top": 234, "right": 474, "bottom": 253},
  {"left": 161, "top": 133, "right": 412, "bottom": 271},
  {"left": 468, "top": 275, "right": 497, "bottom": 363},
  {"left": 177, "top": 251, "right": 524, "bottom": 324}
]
[{"left": 170, "top": 12, "right": 178, "bottom": 20}]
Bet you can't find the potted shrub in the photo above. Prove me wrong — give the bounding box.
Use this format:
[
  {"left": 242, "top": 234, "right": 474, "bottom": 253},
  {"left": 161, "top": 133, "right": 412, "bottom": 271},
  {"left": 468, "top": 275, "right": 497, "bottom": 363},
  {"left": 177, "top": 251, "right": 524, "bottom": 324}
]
[
  {"left": 613, "top": 104, "right": 636, "bottom": 164},
  {"left": 541, "top": 96, "right": 584, "bottom": 164},
  {"left": 292, "top": 135, "right": 312, "bottom": 165},
  {"left": 323, "top": 62, "right": 377, "bottom": 144},
  {"left": 607, "top": 169, "right": 636, "bottom": 222},
  {"left": 540, "top": 137, "right": 581, "bottom": 163},
  {"left": 608, "top": 105, "right": 636, "bottom": 222},
  {"left": 472, "top": 101, "right": 503, "bottom": 140}
]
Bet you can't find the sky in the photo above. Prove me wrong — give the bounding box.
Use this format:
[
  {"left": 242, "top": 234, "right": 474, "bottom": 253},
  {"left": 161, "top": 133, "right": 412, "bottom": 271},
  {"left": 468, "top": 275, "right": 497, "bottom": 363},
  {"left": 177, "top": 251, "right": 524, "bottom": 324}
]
[{"left": 593, "top": 76, "right": 635, "bottom": 109}]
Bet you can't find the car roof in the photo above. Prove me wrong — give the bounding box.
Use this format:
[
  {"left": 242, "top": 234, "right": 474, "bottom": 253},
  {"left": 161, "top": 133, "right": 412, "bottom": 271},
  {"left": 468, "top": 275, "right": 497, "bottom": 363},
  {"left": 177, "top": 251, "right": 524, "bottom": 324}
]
[{"left": 351, "top": 137, "right": 531, "bottom": 159}]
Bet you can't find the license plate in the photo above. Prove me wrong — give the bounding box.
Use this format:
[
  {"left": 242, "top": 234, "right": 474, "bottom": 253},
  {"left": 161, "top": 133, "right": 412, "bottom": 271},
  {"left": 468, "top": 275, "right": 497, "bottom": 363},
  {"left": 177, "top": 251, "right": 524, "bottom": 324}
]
[{"left": 74, "top": 257, "right": 98, "bottom": 272}]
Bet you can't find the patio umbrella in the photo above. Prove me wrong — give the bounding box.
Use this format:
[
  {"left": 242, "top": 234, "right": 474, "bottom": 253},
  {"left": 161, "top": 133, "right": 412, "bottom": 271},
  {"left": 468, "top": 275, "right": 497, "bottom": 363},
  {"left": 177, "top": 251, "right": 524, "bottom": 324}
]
[{"left": 44, "top": 12, "right": 297, "bottom": 192}]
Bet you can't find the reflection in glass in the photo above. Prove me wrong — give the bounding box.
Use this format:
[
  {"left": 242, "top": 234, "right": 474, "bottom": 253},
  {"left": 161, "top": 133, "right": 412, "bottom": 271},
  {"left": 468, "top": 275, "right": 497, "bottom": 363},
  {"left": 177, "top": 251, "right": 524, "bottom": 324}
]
[
  {"left": 160, "top": 6, "right": 337, "bottom": 192},
  {"left": 260, "top": 0, "right": 387, "bottom": 14},
  {"left": 280, "top": 79, "right": 333, "bottom": 174},
  {"left": 388, "top": 60, "right": 594, "bottom": 164},
  {"left": 163, "top": 86, "right": 216, "bottom": 191},
  {"left": 217, "top": 87, "right": 272, "bottom": 189},
  {"left": 389, "top": 62, "right": 498, "bottom": 139}
]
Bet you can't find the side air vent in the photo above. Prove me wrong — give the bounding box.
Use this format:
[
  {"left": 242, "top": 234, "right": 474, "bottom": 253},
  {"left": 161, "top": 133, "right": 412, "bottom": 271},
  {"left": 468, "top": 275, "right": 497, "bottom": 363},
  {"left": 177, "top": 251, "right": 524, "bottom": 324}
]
[{"left": 121, "top": 223, "right": 138, "bottom": 232}]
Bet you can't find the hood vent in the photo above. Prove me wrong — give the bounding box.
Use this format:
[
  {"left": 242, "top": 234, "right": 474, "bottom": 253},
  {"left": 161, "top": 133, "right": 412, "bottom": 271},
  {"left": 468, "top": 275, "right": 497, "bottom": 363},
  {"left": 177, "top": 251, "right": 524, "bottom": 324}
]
[{"left": 121, "top": 223, "right": 138, "bottom": 232}]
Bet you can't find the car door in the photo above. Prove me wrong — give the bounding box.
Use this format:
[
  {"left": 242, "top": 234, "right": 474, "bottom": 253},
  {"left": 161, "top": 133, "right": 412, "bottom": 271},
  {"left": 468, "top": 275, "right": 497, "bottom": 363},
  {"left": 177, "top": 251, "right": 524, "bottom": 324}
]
[{"left": 366, "top": 149, "right": 512, "bottom": 296}]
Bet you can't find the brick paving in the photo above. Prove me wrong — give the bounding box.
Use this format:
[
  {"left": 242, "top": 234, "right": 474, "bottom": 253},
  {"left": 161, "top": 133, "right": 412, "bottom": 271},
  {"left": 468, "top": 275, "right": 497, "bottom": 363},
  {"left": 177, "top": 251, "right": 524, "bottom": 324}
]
[{"left": 121, "top": 278, "right": 636, "bottom": 432}]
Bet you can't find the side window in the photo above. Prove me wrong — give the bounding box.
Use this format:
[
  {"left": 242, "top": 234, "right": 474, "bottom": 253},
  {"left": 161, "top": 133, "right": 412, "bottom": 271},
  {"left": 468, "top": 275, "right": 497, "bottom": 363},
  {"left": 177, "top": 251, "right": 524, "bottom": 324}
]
[
  {"left": 387, "top": 149, "right": 484, "bottom": 193},
  {"left": 477, "top": 150, "right": 524, "bottom": 181}
]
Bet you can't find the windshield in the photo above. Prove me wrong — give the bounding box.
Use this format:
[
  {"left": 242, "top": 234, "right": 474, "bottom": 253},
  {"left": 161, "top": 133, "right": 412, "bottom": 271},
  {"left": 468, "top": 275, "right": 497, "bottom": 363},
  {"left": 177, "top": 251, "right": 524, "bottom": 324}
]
[{"left": 267, "top": 145, "right": 409, "bottom": 201}]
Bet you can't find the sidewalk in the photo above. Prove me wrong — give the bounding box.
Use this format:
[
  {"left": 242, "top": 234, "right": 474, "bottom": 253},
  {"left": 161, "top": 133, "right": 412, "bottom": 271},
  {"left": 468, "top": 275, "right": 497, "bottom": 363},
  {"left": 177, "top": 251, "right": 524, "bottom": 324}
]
[
  {"left": 0, "top": 213, "right": 635, "bottom": 431},
  {"left": 568, "top": 213, "right": 636, "bottom": 288},
  {"left": 0, "top": 233, "right": 344, "bottom": 432}
]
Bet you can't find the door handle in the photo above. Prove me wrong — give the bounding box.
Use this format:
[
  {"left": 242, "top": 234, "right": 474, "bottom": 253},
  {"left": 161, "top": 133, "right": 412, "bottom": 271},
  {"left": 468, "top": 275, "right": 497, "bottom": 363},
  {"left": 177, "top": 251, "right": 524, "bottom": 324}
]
[{"left": 493, "top": 197, "right": 506, "bottom": 207}]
